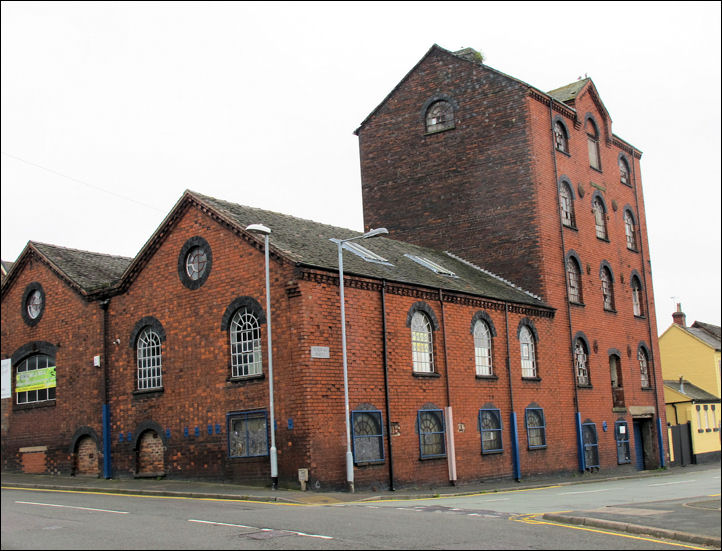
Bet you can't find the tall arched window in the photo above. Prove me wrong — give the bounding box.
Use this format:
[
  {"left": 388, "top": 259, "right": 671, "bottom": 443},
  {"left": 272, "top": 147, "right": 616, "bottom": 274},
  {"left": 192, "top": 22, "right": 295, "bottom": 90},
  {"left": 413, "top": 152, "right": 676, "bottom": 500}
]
[
  {"left": 137, "top": 327, "right": 162, "bottom": 390},
  {"left": 624, "top": 210, "right": 637, "bottom": 250},
  {"left": 575, "top": 338, "right": 590, "bottom": 385},
  {"left": 559, "top": 182, "right": 576, "bottom": 227},
  {"left": 567, "top": 256, "right": 583, "bottom": 304},
  {"left": 631, "top": 275, "right": 644, "bottom": 317},
  {"left": 600, "top": 265, "right": 615, "bottom": 311},
  {"left": 411, "top": 311, "right": 434, "bottom": 372},
  {"left": 638, "top": 347, "right": 651, "bottom": 388},
  {"left": 593, "top": 196, "right": 608, "bottom": 240},
  {"left": 554, "top": 121, "right": 569, "bottom": 153},
  {"left": 230, "top": 308, "right": 262, "bottom": 377},
  {"left": 15, "top": 353, "right": 56, "bottom": 404},
  {"left": 425, "top": 101, "right": 454, "bottom": 133},
  {"left": 473, "top": 320, "right": 493, "bottom": 376},
  {"left": 619, "top": 157, "right": 630, "bottom": 185},
  {"left": 519, "top": 325, "right": 537, "bottom": 378},
  {"left": 586, "top": 118, "right": 601, "bottom": 170}
]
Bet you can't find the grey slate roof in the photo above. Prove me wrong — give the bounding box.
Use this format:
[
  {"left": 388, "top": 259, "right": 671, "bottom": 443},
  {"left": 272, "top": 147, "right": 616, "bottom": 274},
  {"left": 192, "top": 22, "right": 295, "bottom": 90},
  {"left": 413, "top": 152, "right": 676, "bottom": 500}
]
[
  {"left": 691, "top": 321, "right": 721, "bottom": 341},
  {"left": 664, "top": 380, "right": 720, "bottom": 403},
  {"left": 547, "top": 78, "right": 591, "bottom": 103},
  {"left": 191, "top": 191, "right": 550, "bottom": 309},
  {"left": 31, "top": 242, "right": 132, "bottom": 294},
  {"left": 679, "top": 322, "right": 722, "bottom": 351}
]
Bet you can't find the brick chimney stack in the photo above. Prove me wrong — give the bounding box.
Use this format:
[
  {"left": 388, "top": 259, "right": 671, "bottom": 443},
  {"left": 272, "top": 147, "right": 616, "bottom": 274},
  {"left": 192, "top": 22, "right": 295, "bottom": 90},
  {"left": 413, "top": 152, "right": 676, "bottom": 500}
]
[{"left": 672, "top": 303, "right": 686, "bottom": 327}]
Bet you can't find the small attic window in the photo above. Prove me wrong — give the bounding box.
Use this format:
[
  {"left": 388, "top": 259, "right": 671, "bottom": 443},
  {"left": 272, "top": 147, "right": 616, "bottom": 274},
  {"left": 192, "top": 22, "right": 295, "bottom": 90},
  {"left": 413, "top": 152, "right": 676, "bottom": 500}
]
[
  {"left": 331, "top": 239, "right": 392, "bottom": 265},
  {"left": 404, "top": 254, "right": 457, "bottom": 277},
  {"left": 425, "top": 101, "right": 455, "bottom": 134}
]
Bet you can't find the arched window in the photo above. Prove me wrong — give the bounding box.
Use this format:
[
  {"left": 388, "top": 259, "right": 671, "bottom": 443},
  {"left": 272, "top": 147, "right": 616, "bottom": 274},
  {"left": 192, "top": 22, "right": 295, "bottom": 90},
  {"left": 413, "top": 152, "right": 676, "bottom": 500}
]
[
  {"left": 519, "top": 325, "right": 537, "bottom": 378},
  {"left": 15, "top": 353, "right": 56, "bottom": 404},
  {"left": 586, "top": 118, "right": 601, "bottom": 170},
  {"left": 610, "top": 354, "right": 625, "bottom": 408},
  {"left": 418, "top": 408, "right": 446, "bottom": 458},
  {"left": 600, "top": 265, "right": 615, "bottom": 311},
  {"left": 473, "top": 320, "right": 493, "bottom": 376},
  {"left": 624, "top": 210, "right": 637, "bottom": 250},
  {"left": 525, "top": 406, "right": 546, "bottom": 449},
  {"left": 559, "top": 181, "right": 576, "bottom": 227},
  {"left": 554, "top": 121, "right": 569, "bottom": 153},
  {"left": 592, "top": 196, "right": 608, "bottom": 240},
  {"left": 619, "top": 157, "right": 630, "bottom": 185},
  {"left": 425, "top": 101, "right": 455, "bottom": 133},
  {"left": 575, "top": 338, "right": 590, "bottom": 386},
  {"left": 137, "top": 327, "right": 162, "bottom": 390},
  {"left": 411, "top": 311, "right": 434, "bottom": 373},
  {"left": 638, "top": 347, "right": 651, "bottom": 388},
  {"left": 230, "top": 308, "right": 262, "bottom": 377},
  {"left": 567, "top": 255, "right": 583, "bottom": 304},
  {"left": 351, "top": 409, "right": 384, "bottom": 464},
  {"left": 479, "top": 407, "right": 503, "bottom": 453},
  {"left": 631, "top": 275, "right": 644, "bottom": 317}
]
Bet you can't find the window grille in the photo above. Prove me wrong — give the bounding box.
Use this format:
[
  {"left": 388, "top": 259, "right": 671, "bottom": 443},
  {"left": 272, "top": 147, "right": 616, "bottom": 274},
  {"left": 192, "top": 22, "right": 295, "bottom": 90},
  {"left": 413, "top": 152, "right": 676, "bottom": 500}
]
[
  {"left": 474, "top": 320, "right": 493, "bottom": 376},
  {"left": 554, "top": 122, "right": 568, "bottom": 153},
  {"left": 418, "top": 409, "right": 446, "bottom": 458},
  {"left": 624, "top": 211, "right": 637, "bottom": 250},
  {"left": 593, "top": 198, "right": 607, "bottom": 239},
  {"left": 567, "top": 257, "right": 583, "bottom": 304},
  {"left": 559, "top": 183, "right": 575, "bottom": 227},
  {"left": 185, "top": 246, "right": 208, "bottom": 281},
  {"left": 15, "top": 354, "right": 56, "bottom": 404},
  {"left": 601, "top": 267, "right": 615, "bottom": 311},
  {"left": 519, "top": 326, "right": 537, "bottom": 378},
  {"left": 615, "top": 420, "right": 631, "bottom": 464},
  {"left": 638, "top": 348, "right": 650, "bottom": 388},
  {"left": 411, "top": 311, "right": 434, "bottom": 373},
  {"left": 582, "top": 422, "right": 600, "bottom": 468},
  {"left": 575, "top": 340, "right": 590, "bottom": 385},
  {"left": 425, "top": 101, "right": 455, "bottom": 133},
  {"left": 230, "top": 308, "right": 262, "bottom": 377},
  {"left": 227, "top": 411, "right": 268, "bottom": 457},
  {"left": 479, "top": 408, "right": 503, "bottom": 453},
  {"left": 525, "top": 408, "right": 546, "bottom": 449},
  {"left": 351, "top": 410, "right": 384, "bottom": 464},
  {"left": 137, "top": 327, "right": 162, "bottom": 390}
]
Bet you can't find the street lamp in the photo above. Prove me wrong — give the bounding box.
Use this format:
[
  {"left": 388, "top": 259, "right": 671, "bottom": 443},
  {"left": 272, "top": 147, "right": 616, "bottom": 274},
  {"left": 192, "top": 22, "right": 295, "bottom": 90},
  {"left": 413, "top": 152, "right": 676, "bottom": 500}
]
[
  {"left": 336, "top": 227, "right": 389, "bottom": 493},
  {"left": 246, "top": 223, "right": 278, "bottom": 489}
]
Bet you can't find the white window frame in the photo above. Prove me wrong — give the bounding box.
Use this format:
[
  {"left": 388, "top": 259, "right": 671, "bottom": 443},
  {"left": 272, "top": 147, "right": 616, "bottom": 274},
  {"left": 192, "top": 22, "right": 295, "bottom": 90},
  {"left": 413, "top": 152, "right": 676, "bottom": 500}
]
[
  {"left": 474, "top": 320, "right": 493, "bottom": 376},
  {"left": 411, "top": 311, "right": 434, "bottom": 373},
  {"left": 137, "top": 327, "right": 162, "bottom": 390},
  {"left": 230, "top": 308, "right": 263, "bottom": 378},
  {"left": 519, "top": 326, "right": 537, "bottom": 378}
]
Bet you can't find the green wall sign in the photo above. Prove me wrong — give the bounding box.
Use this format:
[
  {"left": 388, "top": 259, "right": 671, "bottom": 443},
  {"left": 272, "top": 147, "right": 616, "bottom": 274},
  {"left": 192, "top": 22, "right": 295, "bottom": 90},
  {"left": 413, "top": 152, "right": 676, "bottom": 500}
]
[{"left": 16, "top": 366, "right": 56, "bottom": 393}]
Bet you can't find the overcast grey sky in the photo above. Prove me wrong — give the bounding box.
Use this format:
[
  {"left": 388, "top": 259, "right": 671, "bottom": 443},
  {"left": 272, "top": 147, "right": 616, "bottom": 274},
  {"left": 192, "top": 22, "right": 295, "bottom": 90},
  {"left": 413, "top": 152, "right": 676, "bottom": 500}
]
[{"left": 2, "top": 1, "right": 720, "bottom": 331}]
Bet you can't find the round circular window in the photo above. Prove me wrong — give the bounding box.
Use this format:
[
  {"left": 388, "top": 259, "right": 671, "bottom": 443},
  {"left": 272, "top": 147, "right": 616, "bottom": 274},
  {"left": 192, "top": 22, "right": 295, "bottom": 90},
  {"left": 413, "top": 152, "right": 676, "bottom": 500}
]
[
  {"left": 21, "top": 282, "right": 45, "bottom": 326},
  {"left": 178, "top": 237, "right": 212, "bottom": 289}
]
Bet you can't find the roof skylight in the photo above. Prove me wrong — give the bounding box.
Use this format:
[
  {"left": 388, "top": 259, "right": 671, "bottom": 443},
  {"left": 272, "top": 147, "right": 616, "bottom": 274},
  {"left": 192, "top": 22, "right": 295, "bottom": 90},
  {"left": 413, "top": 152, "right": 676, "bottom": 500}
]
[
  {"left": 404, "top": 254, "right": 457, "bottom": 277},
  {"left": 330, "top": 239, "right": 393, "bottom": 265}
]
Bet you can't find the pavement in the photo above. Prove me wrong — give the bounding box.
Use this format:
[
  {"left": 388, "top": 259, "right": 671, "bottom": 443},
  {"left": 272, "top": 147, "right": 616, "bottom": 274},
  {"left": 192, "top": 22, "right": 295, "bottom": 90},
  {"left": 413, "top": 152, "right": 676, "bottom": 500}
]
[{"left": 2, "top": 462, "right": 720, "bottom": 548}]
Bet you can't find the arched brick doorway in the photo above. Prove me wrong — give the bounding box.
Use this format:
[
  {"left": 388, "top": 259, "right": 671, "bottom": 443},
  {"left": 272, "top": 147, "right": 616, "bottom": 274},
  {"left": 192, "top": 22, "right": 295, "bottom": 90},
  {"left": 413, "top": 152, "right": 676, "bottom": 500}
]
[
  {"left": 75, "top": 435, "right": 99, "bottom": 476},
  {"left": 136, "top": 430, "right": 165, "bottom": 476}
]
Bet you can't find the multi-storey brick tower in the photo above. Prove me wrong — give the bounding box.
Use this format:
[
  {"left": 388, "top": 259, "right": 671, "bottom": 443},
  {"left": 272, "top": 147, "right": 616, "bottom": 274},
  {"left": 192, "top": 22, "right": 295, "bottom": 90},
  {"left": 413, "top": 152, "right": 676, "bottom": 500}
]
[{"left": 356, "top": 44, "right": 667, "bottom": 472}]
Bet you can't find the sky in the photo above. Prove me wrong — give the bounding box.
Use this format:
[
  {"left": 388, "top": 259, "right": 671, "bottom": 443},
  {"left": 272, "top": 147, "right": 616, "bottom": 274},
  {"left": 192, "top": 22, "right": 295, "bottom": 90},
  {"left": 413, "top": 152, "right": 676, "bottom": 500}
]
[{"left": 1, "top": 1, "right": 720, "bottom": 332}]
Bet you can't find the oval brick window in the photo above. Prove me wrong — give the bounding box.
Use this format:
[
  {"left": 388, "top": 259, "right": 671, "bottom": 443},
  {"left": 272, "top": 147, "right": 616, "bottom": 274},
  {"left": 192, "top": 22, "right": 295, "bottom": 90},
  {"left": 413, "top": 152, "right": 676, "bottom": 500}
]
[
  {"left": 178, "top": 236, "right": 212, "bottom": 290},
  {"left": 21, "top": 282, "right": 45, "bottom": 327}
]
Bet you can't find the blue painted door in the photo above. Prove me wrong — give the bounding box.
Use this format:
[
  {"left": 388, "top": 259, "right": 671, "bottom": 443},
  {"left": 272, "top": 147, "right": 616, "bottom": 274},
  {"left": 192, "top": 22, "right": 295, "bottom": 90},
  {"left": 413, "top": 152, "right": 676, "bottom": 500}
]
[{"left": 633, "top": 420, "right": 644, "bottom": 470}]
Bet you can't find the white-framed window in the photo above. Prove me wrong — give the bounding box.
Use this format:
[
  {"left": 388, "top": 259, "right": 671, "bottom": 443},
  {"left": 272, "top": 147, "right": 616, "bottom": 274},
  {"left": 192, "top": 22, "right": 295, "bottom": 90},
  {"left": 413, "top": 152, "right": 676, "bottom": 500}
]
[
  {"left": 601, "top": 266, "right": 615, "bottom": 311},
  {"left": 474, "top": 320, "right": 493, "bottom": 376},
  {"left": 411, "top": 311, "right": 434, "bottom": 373},
  {"left": 425, "top": 101, "right": 455, "bottom": 133},
  {"left": 624, "top": 210, "right": 637, "bottom": 250},
  {"left": 185, "top": 246, "right": 208, "bottom": 281},
  {"left": 519, "top": 325, "right": 537, "bottom": 378},
  {"left": 639, "top": 347, "right": 650, "bottom": 388},
  {"left": 567, "top": 256, "right": 583, "bottom": 304},
  {"left": 137, "top": 327, "right": 162, "bottom": 390},
  {"left": 15, "top": 354, "right": 56, "bottom": 404},
  {"left": 559, "top": 182, "right": 576, "bottom": 227},
  {"left": 575, "top": 339, "right": 590, "bottom": 386},
  {"left": 593, "top": 197, "right": 608, "bottom": 240},
  {"left": 230, "top": 308, "right": 262, "bottom": 377}
]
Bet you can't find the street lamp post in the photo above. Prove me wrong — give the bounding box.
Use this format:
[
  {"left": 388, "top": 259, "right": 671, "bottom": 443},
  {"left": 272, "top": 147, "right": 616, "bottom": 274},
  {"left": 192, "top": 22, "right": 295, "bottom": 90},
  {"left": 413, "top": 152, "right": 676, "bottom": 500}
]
[
  {"left": 246, "top": 224, "right": 278, "bottom": 489},
  {"left": 336, "top": 227, "right": 388, "bottom": 493}
]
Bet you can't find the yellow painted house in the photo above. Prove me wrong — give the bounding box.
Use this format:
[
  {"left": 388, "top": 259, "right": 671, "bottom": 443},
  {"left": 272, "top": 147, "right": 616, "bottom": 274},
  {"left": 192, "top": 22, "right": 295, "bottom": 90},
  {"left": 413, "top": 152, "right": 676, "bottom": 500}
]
[{"left": 660, "top": 305, "right": 720, "bottom": 465}]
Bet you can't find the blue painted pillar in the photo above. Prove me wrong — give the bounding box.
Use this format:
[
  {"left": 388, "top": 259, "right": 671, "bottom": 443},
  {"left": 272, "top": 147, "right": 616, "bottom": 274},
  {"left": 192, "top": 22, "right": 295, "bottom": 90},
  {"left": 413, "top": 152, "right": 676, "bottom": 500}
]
[
  {"left": 575, "top": 412, "right": 585, "bottom": 472},
  {"left": 656, "top": 417, "right": 666, "bottom": 468},
  {"left": 102, "top": 403, "right": 112, "bottom": 479},
  {"left": 510, "top": 411, "right": 521, "bottom": 481}
]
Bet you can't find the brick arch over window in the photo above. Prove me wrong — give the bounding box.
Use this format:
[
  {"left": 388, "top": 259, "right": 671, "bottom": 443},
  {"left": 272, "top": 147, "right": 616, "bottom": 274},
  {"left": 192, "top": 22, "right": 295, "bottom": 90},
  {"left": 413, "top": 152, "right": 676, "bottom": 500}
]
[
  {"left": 516, "top": 318, "right": 538, "bottom": 342},
  {"left": 11, "top": 341, "right": 57, "bottom": 365},
  {"left": 220, "top": 296, "right": 267, "bottom": 331},
  {"left": 406, "top": 302, "right": 440, "bottom": 330},
  {"left": 553, "top": 116, "right": 570, "bottom": 153},
  {"left": 470, "top": 311, "right": 497, "bottom": 336},
  {"left": 420, "top": 94, "right": 458, "bottom": 122},
  {"left": 573, "top": 331, "right": 591, "bottom": 353},
  {"left": 68, "top": 426, "right": 100, "bottom": 454},
  {"left": 618, "top": 153, "right": 632, "bottom": 186},
  {"left": 130, "top": 420, "right": 168, "bottom": 450},
  {"left": 129, "top": 316, "right": 167, "bottom": 348},
  {"left": 598, "top": 260, "right": 615, "bottom": 281}
]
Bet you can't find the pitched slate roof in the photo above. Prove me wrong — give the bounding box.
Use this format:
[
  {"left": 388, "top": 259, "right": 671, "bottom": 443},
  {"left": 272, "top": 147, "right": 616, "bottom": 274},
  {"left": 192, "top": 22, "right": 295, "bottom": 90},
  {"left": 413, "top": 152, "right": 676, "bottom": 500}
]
[
  {"left": 190, "top": 191, "right": 550, "bottom": 309},
  {"left": 29, "top": 242, "right": 132, "bottom": 294},
  {"left": 691, "top": 321, "right": 721, "bottom": 342},
  {"left": 676, "top": 322, "right": 722, "bottom": 351},
  {"left": 664, "top": 379, "right": 720, "bottom": 403},
  {"left": 547, "top": 78, "right": 591, "bottom": 104}
]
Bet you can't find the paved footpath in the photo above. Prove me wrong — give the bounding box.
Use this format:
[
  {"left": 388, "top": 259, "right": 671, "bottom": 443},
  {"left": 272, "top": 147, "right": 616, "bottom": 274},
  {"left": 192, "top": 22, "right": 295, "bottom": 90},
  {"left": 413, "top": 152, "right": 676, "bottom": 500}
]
[{"left": 2, "top": 463, "right": 720, "bottom": 548}]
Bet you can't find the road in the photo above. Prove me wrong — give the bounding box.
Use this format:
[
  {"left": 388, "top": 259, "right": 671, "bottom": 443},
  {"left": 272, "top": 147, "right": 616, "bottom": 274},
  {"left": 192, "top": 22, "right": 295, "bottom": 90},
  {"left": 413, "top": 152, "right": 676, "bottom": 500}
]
[{"left": 2, "top": 468, "right": 719, "bottom": 550}]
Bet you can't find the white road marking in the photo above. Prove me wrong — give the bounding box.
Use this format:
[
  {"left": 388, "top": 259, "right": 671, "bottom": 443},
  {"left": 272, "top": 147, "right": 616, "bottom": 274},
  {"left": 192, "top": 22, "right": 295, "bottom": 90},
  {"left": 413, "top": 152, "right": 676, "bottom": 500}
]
[
  {"left": 478, "top": 497, "right": 510, "bottom": 502},
  {"left": 16, "top": 501, "right": 129, "bottom": 514},
  {"left": 557, "top": 489, "right": 610, "bottom": 495},
  {"left": 188, "top": 519, "right": 333, "bottom": 540},
  {"left": 648, "top": 480, "right": 693, "bottom": 486}
]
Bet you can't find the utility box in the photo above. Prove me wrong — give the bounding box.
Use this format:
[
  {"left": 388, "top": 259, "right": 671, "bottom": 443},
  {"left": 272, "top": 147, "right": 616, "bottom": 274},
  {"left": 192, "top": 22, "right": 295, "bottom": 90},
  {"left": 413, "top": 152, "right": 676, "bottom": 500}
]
[{"left": 298, "top": 468, "right": 309, "bottom": 491}]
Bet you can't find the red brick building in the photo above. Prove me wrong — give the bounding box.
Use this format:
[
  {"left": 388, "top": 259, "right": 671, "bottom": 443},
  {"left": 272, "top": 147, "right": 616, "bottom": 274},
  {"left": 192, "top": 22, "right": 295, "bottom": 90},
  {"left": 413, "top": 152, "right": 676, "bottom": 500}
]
[{"left": 1, "top": 45, "right": 666, "bottom": 489}]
